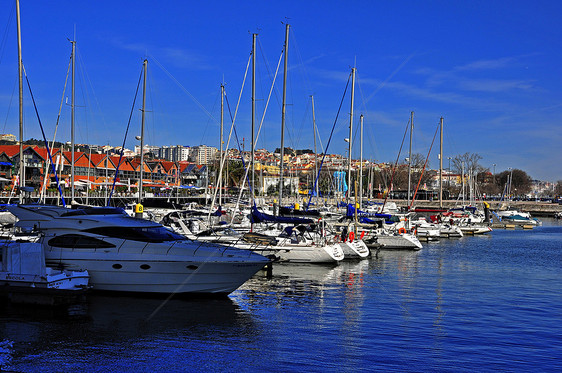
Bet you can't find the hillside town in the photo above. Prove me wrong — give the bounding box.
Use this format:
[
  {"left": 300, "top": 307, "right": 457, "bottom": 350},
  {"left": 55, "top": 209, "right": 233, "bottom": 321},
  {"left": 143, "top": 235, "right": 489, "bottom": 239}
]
[{"left": 0, "top": 136, "right": 558, "bottom": 200}]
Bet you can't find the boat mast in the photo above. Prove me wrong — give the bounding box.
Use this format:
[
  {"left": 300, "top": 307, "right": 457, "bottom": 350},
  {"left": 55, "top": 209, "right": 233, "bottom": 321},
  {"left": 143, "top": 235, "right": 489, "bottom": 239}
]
[
  {"left": 16, "top": 0, "right": 24, "bottom": 202},
  {"left": 219, "top": 83, "right": 224, "bottom": 206},
  {"left": 251, "top": 33, "right": 256, "bottom": 205},
  {"left": 346, "top": 67, "right": 356, "bottom": 205},
  {"left": 70, "top": 39, "right": 76, "bottom": 204},
  {"left": 359, "top": 114, "right": 363, "bottom": 207},
  {"left": 279, "top": 23, "right": 289, "bottom": 207},
  {"left": 408, "top": 111, "right": 413, "bottom": 206},
  {"left": 439, "top": 117, "right": 443, "bottom": 208},
  {"left": 139, "top": 59, "right": 147, "bottom": 204},
  {"left": 311, "top": 95, "right": 319, "bottom": 201}
]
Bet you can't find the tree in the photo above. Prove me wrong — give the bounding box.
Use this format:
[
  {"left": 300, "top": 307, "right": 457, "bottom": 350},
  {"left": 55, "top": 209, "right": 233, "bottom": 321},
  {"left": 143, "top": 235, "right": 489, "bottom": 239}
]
[
  {"left": 451, "top": 152, "right": 483, "bottom": 175},
  {"left": 495, "top": 169, "right": 532, "bottom": 196}
]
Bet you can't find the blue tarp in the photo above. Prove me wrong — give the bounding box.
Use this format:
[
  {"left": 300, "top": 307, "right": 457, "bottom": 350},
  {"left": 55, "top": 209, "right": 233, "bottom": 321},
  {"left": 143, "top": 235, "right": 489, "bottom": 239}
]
[
  {"left": 250, "top": 206, "right": 314, "bottom": 225},
  {"left": 346, "top": 204, "right": 395, "bottom": 224}
]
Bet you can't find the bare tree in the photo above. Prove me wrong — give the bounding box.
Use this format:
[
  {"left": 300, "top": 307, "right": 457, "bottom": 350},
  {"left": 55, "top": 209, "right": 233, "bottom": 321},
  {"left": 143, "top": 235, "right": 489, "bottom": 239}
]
[{"left": 451, "top": 152, "right": 483, "bottom": 175}]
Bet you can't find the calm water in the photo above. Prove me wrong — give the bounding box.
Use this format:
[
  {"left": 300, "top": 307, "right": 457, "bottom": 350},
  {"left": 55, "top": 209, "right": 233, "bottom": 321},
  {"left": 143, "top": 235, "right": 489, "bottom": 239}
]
[{"left": 1, "top": 219, "right": 561, "bottom": 372}]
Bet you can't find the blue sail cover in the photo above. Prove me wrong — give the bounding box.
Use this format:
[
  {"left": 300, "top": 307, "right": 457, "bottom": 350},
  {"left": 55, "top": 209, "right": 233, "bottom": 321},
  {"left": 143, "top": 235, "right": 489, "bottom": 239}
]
[
  {"left": 346, "top": 204, "right": 395, "bottom": 224},
  {"left": 250, "top": 206, "right": 314, "bottom": 225}
]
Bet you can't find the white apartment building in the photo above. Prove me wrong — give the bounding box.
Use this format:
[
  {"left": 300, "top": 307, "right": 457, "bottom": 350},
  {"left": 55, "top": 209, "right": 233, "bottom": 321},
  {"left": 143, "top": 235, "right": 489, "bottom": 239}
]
[{"left": 190, "top": 145, "right": 218, "bottom": 165}]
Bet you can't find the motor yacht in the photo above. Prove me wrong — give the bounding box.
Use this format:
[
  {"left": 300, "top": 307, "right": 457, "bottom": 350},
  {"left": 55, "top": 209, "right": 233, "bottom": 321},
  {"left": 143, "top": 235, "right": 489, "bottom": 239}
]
[{"left": 6, "top": 205, "right": 269, "bottom": 296}]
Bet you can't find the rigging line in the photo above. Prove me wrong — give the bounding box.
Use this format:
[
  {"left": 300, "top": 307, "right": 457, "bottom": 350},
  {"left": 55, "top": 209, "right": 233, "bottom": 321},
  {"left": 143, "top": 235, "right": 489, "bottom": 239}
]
[
  {"left": 107, "top": 66, "right": 143, "bottom": 206},
  {"left": 356, "top": 73, "right": 377, "bottom": 159},
  {"left": 290, "top": 28, "right": 313, "bottom": 97},
  {"left": 294, "top": 99, "right": 311, "bottom": 150},
  {"left": 2, "top": 77, "right": 17, "bottom": 133},
  {"left": 149, "top": 53, "right": 218, "bottom": 125},
  {"left": 0, "top": 0, "right": 15, "bottom": 64},
  {"left": 226, "top": 92, "right": 261, "bottom": 218},
  {"left": 381, "top": 118, "right": 410, "bottom": 211},
  {"left": 147, "top": 65, "right": 156, "bottom": 147},
  {"left": 231, "top": 46, "right": 281, "bottom": 211},
  {"left": 254, "top": 50, "right": 283, "bottom": 147},
  {"left": 40, "top": 51, "right": 72, "bottom": 202},
  {"left": 76, "top": 47, "right": 108, "bottom": 139},
  {"left": 409, "top": 122, "right": 439, "bottom": 209},
  {"left": 76, "top": 47, "right": 90, "bottom": 145},
  {"left": 306, "top": 71, "right": 352, "bottom": 210},
  {"left": 199, "top": 88, "right": 220, "bottom": 146},
  {"left": 207, "top": 53, "right": 251, "bottom": 222},
  {"left": 22, "top": 64, "right": 66, "bottom": 207},
  {"left": 225, "top": 93, "right": 250, "bottom": 188},
  {"left": 257, "top": 36, "right": 283, "bottom": 111},
  {"left": 364, "top": 51, "right": 417, "bottom": 105}
]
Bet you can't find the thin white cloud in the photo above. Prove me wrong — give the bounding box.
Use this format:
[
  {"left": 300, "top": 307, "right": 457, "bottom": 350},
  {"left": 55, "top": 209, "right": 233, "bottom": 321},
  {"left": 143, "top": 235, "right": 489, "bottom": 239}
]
[
  {"left": 110, "top": 38, "right": 213, "bottom": 70},
  {"left": 458, "top": 79, "right": 534, "bottom": 92},
  {"left": 454, "top": 57, "right": 516, "bottom": 71}
]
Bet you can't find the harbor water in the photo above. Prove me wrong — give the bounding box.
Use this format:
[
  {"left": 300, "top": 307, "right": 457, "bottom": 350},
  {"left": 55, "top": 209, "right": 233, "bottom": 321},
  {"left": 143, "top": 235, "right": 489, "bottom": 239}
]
[{"left": 1, "top": 219, "right": 561, "bottom": 372}]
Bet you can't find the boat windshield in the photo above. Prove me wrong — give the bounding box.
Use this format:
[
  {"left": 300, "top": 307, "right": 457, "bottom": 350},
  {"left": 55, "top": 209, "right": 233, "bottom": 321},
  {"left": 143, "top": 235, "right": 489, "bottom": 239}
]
[{"left": 85, "top": 226, "right": 186, "bottom": 243}]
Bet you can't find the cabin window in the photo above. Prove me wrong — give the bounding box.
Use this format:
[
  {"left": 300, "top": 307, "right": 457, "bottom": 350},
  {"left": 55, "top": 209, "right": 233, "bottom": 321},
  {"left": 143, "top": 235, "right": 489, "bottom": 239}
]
[
  {"left": 85, "top": 226, "right": 185, "bottom": 243},
  {"left": 140, "top": 264, "right": 151, "bottom": 270},
  {"left": 47, "top": 234, "right": 116, "bottom": 249}
]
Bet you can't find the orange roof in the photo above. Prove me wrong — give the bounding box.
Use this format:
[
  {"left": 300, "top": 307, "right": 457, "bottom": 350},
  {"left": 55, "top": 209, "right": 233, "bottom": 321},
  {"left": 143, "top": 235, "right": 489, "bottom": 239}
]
[
  {"left": 160, "top": 161, "right": 177, "bottom": 172},
  {"left": 0, "top": 144, "right": 34, "bottom": 157},
  {"left": 89, "top": 153, "right": 109, "bottom": 167}
]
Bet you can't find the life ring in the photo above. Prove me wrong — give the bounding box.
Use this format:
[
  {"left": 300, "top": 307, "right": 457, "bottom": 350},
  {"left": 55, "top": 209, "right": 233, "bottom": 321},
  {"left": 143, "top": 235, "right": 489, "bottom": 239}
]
[
  {"left": 360, "top": 231, "right": 365, "bottom": 239},
  {"left": 398, "top": 227, "right": 407, "bottom": 234},
  {"left": 349, "top": 231, "right": 355, "bottom": 241}
]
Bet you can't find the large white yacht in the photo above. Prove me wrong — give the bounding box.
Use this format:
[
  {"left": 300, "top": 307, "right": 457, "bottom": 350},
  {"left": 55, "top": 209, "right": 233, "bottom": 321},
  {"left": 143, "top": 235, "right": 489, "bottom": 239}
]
[{"left": 6, "top": 205, "right": 269, "bottom": 296}]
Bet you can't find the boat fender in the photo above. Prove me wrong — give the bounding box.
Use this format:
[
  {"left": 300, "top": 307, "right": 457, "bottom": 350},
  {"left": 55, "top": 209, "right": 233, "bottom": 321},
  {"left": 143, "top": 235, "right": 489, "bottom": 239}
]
[
  {"left": 349, "top": 231, "right": 355, "bottom": 241},
  {"left": 134, "top": 203, "right": 144, "bottom": 218},
  {"left": 398, "top": 227, "right": 407, "bottom": 234}
]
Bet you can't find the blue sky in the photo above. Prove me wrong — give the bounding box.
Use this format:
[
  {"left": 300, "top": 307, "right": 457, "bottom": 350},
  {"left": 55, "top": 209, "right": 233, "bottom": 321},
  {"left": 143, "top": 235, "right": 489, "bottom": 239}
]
[{"left": 0, "top": 1, "right": 561, "bottom": 181}]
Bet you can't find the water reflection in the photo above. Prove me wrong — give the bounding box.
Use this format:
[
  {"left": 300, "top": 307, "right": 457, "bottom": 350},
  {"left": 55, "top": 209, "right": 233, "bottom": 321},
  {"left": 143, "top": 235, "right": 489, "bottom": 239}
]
[{"left": 0, "top": 294, "right": 256, "bottom": 371}]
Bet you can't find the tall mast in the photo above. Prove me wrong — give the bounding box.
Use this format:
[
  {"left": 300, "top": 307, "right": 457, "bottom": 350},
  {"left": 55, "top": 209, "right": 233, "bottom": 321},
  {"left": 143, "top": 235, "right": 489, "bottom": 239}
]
[
  {"left": 407, "top": 111, "right": 414, "bottom": 206},
  {"left": 219, "top": 83, "right": 224, "bottom": 206},
  {"left": 439, "top": 117, "right": 443, "bottom": 208},
  {"left": 359, "top": 114, "right": 364, "bottom": 207},
  {"left": 251, "top": 33, "right": 256, "bottom": 204},
  {"left": 347, "top": 67, "right": 356, "bottom": 205},
  {"left": 139, "top": 59, "right": 147, "bottom": 204},
  {"left": 311, "top": 95, "right": 319, "bottom": 200},
  {"left": 279, "top": 23, "right": 290, "bottom": 207},
  {"left": 70, "top": 39, "right": 76, "bottom": 204},
  {"left": 16, "top": 0, "right": 24, "bottom": 202}
]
